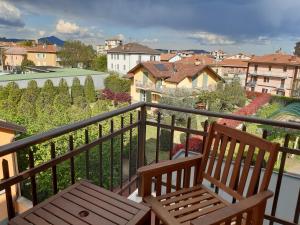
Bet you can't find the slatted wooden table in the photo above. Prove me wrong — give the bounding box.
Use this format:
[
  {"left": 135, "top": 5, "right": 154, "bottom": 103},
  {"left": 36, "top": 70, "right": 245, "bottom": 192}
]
[{"left": 9, "top": 180, "right": 151, "bottom": 225}]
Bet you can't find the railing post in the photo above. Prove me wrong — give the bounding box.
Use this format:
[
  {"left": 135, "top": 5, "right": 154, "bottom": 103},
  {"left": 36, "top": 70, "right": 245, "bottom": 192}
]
[
  {"left": 138, "top": 104, "right": 146, "bottom": 168},
  {"left": 2, "top": 159, "right": 15, "bottom": 220}
]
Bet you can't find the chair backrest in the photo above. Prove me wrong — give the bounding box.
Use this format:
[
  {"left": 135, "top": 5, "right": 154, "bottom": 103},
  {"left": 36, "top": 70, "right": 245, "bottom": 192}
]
[{"left": 199, "top": 122, "right": 279, "bottom": 200}]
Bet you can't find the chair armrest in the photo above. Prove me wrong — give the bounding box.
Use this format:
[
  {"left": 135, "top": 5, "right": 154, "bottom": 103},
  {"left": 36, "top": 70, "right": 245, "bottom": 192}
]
[
  {"left": 138, "top": 154, "right": 203, "bottom": 177},
  {"left": 191, "top": 190, "right": 273, "bottom": 225},
  {"left": 138, "top": 155, "right": 203, "bottom": 197}
]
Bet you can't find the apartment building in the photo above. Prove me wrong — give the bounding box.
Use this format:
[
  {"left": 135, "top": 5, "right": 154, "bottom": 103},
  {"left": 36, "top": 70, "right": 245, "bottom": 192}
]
[
  {"left": 210, "top": 50, "right": 227, "bottom": 61},
  {"left": 4, "top": 47, "right": 27, "bottom": 70},
  {"left": 160, "top": 53, "right": 182, "bottom": 62},
  {"left": 216, "top": 58, "right": 249, "bottom": 84},
  {"left": 26, "top": 44, "right": 58, "bottom": 67},
  {"left": 96, "top": 38, "right": 123, "bottom": 55},
  {"left": 107, "top": 43, "right": 161, "bottom": 74},
  {"left": 245, "top": 52, "right": 300, "bottom": 97},
  {"left": 126, "top": 61, "right": 223, "bottom": 103}
]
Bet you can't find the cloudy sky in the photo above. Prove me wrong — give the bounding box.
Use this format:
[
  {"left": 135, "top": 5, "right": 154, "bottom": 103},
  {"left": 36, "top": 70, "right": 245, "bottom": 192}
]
[{"left": 1, "top": 0, "right": 300, "bottom": 54}]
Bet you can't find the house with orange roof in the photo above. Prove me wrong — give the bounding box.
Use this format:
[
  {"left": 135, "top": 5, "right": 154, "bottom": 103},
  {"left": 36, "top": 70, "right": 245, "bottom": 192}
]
[
  {"left": 26, "top": 44, "right": 59, "bottom": 67},
  {"left": 160, "top": 53, "right": 182, "bottom": 62},
  {"left": 178, "top": 54, "right": 215, "bottom": 65},
  {"left": 245, "top": 52, "right": 300, "bottom": 97},
  {"left": 3, "top": 47, "right": 27, "bottom": 70},
  {"left": 215, "top": 58, "right": 249, "bottom": 85},
  {"left": 126, "top": 61, "right": 223, "bottom": 103}
]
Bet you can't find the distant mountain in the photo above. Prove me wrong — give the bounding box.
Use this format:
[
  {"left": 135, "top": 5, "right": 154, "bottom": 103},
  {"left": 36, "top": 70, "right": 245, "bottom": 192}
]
[
  {"left": 38, "top": 36, "right": 64, "bottom": 46},
  {"left": 0, "top": 37, "right": 33, "bottom": 42}
]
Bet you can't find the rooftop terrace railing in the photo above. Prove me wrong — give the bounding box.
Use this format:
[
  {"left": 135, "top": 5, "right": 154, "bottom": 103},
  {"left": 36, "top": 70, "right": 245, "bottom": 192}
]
[{"left": 0, "top": 102, "right": 299, "bottom": 225}]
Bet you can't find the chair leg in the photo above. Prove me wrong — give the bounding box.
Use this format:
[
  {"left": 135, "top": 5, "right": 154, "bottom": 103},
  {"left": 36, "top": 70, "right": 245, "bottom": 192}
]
[{"left": 252, "top": 200, "right": 267, "bottom": 225}]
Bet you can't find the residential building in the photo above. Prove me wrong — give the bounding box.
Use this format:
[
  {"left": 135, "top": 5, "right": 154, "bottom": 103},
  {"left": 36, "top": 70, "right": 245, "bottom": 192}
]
[
  {"left": 26, "top": 44, "right": 58, "bottom": 67},
  {"left": 216, "top": 58, "right": 249, "bottom": 85},
  {"left": 245, "top": 52, "right": 300, "bottom": 97},
  {"left": 96, "top": 37, "right": 123, "bottom": 55},
  {"left": 160, "top": 53, "right": 182, "bottom": 62},
  {"left": 0, "top": 121, "right": 27, "bottom": 224},
  {"left": 178, "top": 54, "right": 215, "bottom": 65},
  {"left": 226, "top": 53, "right": 251, "bottom": 60},
  {"left": 126, "top": 61, "right": 223, "bottom": 103},
  {"left": 3, "top": 47, "right": 27, "bottom": 70},
  {"left": 210, "top": 50, "right": 227, "bottom": 61},
  {"left": 107, "top": 43, "right": 161, "bottom": 74}
]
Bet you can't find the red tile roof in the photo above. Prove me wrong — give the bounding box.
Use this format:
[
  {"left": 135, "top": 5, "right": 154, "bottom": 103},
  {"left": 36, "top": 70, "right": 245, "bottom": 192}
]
[
  {"left": 26, "top": 44, "right": 57, "bottom": 53},
  {"left": 127, "top": 61, "right": 223, "bottom": 84},
  {"left": 178, "top": 54, "right": 215, "bottom": 65},
  {"left": 160, "top": 53, "right": 177, "bottom": 61},
  {"left": 218, "top": 58, "right": 248, "bottom": 67},
  {"left": 4, "top": 47, "right": 27, "bottom": 55},
  {"left": 250, "top": 53, "right": 300, "bottom": 65}
]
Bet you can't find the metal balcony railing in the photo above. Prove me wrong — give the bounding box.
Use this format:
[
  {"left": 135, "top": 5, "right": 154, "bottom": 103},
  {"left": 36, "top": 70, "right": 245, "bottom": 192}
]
[{"left": 0, "top": 102, "right": 299, "bottom": 225}]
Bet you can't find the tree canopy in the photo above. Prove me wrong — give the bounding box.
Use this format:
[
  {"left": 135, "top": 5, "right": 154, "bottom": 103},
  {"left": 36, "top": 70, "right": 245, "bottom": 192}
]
[
  {"left": 21, "top": 58, "right": 35, "bottom": 71},
  {"left": 58, "top": 40, "right": 96, "bottom": 68},
  {"left": 294, "top": 42, "right": 300, "bottom": 57},
  {"left": 91, "top": 55, "right": 107, "bottom": 72},
  {"left": 104, "top": 73, "right": 131, "bottom": 93},
  {"left": 84, "top": 75, "right": 96, "bottom": 103}
]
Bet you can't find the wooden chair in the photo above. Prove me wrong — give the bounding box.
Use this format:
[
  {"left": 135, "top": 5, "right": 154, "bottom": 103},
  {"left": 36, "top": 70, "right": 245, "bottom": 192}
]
[{"left": 138, "top": 122, "right": 279, "bottom": 225}]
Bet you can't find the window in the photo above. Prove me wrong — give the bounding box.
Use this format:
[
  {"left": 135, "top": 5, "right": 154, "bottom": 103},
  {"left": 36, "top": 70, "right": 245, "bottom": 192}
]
[
  {"left": 140, "top": 90, "right": 146, "bottom": 102},
  {"left": 263, "top": 77, "right": 269, "bottom": 83},
  {"left": 124, "top": 54, "right": 126, "bottom": 60},
  {"left": 117, "top": 64, "right": 119, "bottom": 70},
  {"left": 36, "top": 53, "right": 45, "bottom": 59},
  {"left": 283, "top": 66, "right": 287, "bottom": 72},
  {"left": 111, "top": 63, "right": 113, "bottom": 69},
  {"left": 280, "top": 79, "right": 285, "bottom": 88},
  {"left": 262, "top": 88, "right": 268, "bottom": 93},
  {"left": 254, "top": 65, "right": 258, "bottom": 72},
  {"left": 251, "top": 87, "right": 255, "bottom": 92},
  {"left": 117, "top": 54, "right": 119, "bottom": 60},
  {"left": 269, "top": 65, "right": 272, "bottom": 71},
  {"left": 138, "top": 55, "right": 142, "bottom": 62},
  {"left": 111, "top": 54, "right": 113, "bottom": 59},
  {"left": 150, "top": 55, "right": 156, "bottom": 61},
  {"left": 123, "top": 65, "right": 126, "bottom": 71}
]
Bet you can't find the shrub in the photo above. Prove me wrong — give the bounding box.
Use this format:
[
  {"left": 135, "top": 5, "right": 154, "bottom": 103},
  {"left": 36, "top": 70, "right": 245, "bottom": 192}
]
[
  {"left": 84, "top": 75, "right": 96, "bottom": 103},
  {"left": 160, "top": 129, "right": 171, "bottom": 151},
  {"left": 101, "top": 88, "right": 131, "bottom": 104},
  {"left": 104, "top": 73, "right": 130, "bottom": 93}
]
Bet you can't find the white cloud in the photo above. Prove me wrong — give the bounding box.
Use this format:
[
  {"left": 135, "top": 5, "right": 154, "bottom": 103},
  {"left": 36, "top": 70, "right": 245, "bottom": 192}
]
[
  {"left": 56, "top": 19, "right": 80, "bottom": 34},
  {"left": 188, "top": 31, "right": 235, "bottom": 45},
  {"left": 39, "top": 30, "right": 46, "bottom": 36},
  {"left": 0, "top": 1, "right": 24, "bottom": 27},
  {"left": 142, "top": 38, "right": 159, "bottom": 43}
]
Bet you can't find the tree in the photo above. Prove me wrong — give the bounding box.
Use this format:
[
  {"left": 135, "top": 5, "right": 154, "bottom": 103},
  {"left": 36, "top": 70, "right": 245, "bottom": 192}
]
[
  {"left": 58, "top": 40, "right": 96, "bottom": 68},
  {"left": 84, "top": 75, "right": 96, "bottom": 103},
  {"left": 21, "top": 58, "right": 35, "bottom": 71},
  {"left": 104, "top": 73, "right": 130, "bottom": 93},
  {"left": 91, "top": 55, "right": 107, "bottom": 71},
  {"left": 294, "top": 42, "right": 300, "bottom": 57},
  {"left": 58, "top": 78, "right": 69, "bottom": 96},
  {"left": 42, "top": 79, "right": 56, "bottom": 102},
  {"left": 71, "top": 77, "right": 84, "bottom": 101}
]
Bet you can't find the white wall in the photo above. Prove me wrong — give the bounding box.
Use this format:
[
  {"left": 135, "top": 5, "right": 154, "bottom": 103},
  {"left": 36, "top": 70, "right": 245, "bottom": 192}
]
[{"left": 107, "top": 53, "right": 160, "bottom": 74}]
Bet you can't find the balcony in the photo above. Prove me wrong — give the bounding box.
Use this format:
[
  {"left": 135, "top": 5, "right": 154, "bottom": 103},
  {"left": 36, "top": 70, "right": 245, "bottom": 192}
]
[
  {"left": 135, "top": 80, "right": 164, "bottom": 93},
  {"left": 0, "top": 102, "right": 299, "bottom": 225}
]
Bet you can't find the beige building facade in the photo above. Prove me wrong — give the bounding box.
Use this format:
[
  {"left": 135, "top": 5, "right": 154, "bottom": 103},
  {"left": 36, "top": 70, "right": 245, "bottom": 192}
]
[{"left": 245, "top": 53, "right": 300, "bottom": 97}]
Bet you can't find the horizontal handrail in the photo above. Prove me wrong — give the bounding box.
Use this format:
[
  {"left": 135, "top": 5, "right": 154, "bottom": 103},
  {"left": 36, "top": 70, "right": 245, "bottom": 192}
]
[
  {"left": 0, "top": 102, "right": 144, "bottom": 157},
  {"left": 146, "top": 102, "right": 300, "bottom": 130}
]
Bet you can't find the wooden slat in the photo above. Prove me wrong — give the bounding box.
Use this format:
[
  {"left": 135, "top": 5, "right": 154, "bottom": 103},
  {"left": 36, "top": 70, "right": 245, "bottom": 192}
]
[
  {"left": 237, "top": 145, "right": 255, "bottom": 195},
  {"left": 214, "top": 135, "right": 229, "bottom": 180},
  {"left": 161, "top": 189, "right": 207, "bottom": 205},
  {"left": 51, "top": 196, "right": 116, "bottom": 225},
  {"left": 25, "top": 213, "right": 51, "bottom": 225},
  {"left": 34, "top": 208, "right": 70, "bottom": 225},
  {"left": 63, "top": 192, "right": 128, "bottom": 225},
  {"left": 176, "top": 169, "right": 182, "bottom": 191},
  {"left": 9, "top": 217, "right": 33, "bottom": 225},
  {"left": 221, "top": 139, "right": 237, "bottom": 185},
  {"left": 166, "top": 172, "right": 172, "bottom": 194},
  {"left": 156, "top": 175, "right": 162, "bottom": 196},
  {"left": 156, "top": 185, "right": 203, "bottom": 201},
  {"left": 176, "top": 202, "right": 225, "bottom": 223},
  {"left": 229, "top": 142, "right": 246, "bottom": 189},
  {"left": 247, "top": 149, "right": 265, "bottom": 197},
  {"left": 206, "top": 133, "right": 221, "bottom": 176},
  {"left": 183, "top": 166, "right": 191, "bottom": 188}
]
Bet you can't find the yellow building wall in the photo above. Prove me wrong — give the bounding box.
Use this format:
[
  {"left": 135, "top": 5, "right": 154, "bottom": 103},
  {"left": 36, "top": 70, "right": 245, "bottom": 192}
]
[
  {"left": 130, "top": 68, "right": 157, "bottom": 102},
  {"left": 4, "top": 54, "right": 25, "bottom": 67},
  {"left": 0, "top": 129, "right": 17, "bottom": 222},
  {"left": 27, "top": 52, "right": 57, "bottom": 67}
]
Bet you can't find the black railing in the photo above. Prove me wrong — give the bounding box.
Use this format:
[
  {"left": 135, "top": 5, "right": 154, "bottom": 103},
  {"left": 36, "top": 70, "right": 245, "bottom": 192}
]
[{"left": 0, "top": 102, "right": 299, "bottom": 225}]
